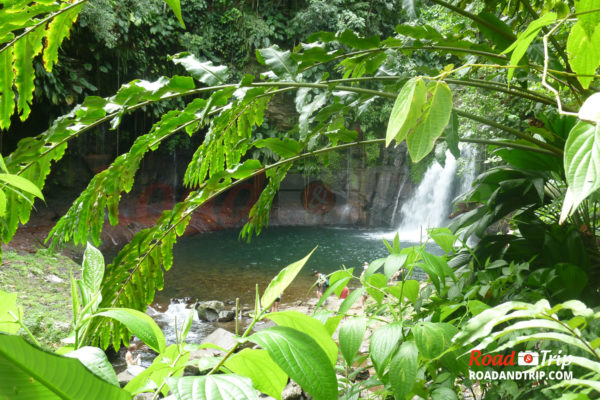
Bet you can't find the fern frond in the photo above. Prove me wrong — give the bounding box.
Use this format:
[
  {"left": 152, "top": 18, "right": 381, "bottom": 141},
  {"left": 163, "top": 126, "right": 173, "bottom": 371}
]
[
  {"left": 0, "top": 0, "right": 86, "bottom": 129},
  {"left": 47, "top": 91, "right": 231, "bottom": 248},
  {"left": 183, "top": 87, "right": 273, "bottom": 187},
  {"left": 2, "top": 76, "right": 198, "bottom": 244}
]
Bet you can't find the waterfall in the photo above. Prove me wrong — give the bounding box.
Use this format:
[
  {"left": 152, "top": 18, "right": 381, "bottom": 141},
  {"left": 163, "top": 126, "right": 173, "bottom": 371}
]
[
  {"left": 395, "top": 150, "right": 459, "bottom": 241},
  {"left": 389, "top": 174, "right": 408, "bottom": 226}
]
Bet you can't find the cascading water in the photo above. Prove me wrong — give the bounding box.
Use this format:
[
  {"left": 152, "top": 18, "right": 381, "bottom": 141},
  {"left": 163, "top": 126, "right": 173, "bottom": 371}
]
[{"left": 394, "top": 150, "right": 459, "bottom": 240}]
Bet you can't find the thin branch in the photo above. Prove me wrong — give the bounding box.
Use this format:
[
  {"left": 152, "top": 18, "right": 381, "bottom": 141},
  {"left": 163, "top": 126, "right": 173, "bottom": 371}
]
[{"left": 541, "top": 17, "right": 580, "bottom": 118}]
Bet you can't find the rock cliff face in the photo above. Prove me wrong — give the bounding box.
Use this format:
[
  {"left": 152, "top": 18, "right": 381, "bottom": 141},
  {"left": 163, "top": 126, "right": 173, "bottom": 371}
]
[{"left": 25, "top": 145, "right": 417, "bottom": 250}]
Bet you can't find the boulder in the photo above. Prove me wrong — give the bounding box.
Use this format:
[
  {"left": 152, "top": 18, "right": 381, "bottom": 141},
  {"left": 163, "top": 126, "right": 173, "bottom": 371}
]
[
  {"left": 196, "top": 300, "right": 225, "bottom": 322},
  {"left": 217, "top": 310, "right": 235, "bottom": 322},
  {"left": 201, "top": 328, "right": 236, "bottom": 354},
  {"left": 282, "top": 381, "right": 304, "bottom": 400}
]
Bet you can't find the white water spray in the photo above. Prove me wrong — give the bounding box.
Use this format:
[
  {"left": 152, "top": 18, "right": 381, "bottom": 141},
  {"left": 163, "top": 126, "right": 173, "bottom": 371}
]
[{"left": 395, "top": 150, "right": 459, "bottom": 240}]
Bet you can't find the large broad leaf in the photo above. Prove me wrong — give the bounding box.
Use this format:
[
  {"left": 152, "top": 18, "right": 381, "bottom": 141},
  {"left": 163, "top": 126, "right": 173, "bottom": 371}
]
[
  {"left": 389, "top": 341, "right": 418, "bottom": 400},
  {"left": 561, "top": 121, "right": 600, "bottom": 222},
  {"left": 566, "top": 22, "right": 600, "bottom": 89},
  {"left": 385, "top": 77, "right": 427, "bottom": 146},
  {"left": 65, "top": 346, "right": 119, "bottom": 387},
  {"left": 256, "top": 47, "right": 298, "bottom": 80},
  {"left": 339, "top": 317, "right": 366, "bottom": 366},
  {"left": 412, "top": 322, "right": 447, "bottom": 359},
  {"left": 267, "top": 311, "right": 338, "bottom": 366},
  {"left": 0, "top": 334, "right": 129, "bottom": 399},
  {"left": 370, "top": 322, "right": 403, "bottom": 378},
  {"left": 261, "top": 248, "right": 315, "bottom": 309},
  {"left": 406, "top": 81, "right": 453, "bottom": 162},
  {"left": 166, "top": 375, "right": 259, "bottom": 400},
  {"left": 477, "top": 11, "right": 515, "bottom": 51},
  {"left": 444, "top": 110, "right": 460, "bottom": 158},
  {"left": 82, "top": 243, "right": 104, "bottom": 299},
  {"left": 172, "top": 53, "right": 229, "bottom": 86},
  {"left": 428, "top": 227, "right": 457, "bottom": 254},
  {"left": 0, "top": 291, "right": 20, "bottom": 334},
  {"left": 95, "top": 308, "right": 166, "bottom": 354},
  {"left": 163, "top": 0, "right": 185, "bottom": 27},
  {"left": 502, "top": 12, "right": 557, "bottom": 82},
  {"left": 579, "top": 93, "right": 600, "bottom": 123},
  {"left": 250, "top": 326, "right": 337, "bottom": 400},
  {"left": 225, "top": 349, "right": 287, "bottom": 400}
]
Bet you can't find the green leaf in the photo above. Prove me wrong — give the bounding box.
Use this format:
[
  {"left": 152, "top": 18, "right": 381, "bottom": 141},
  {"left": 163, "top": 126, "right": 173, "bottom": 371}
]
[
  {"left": 225, "top": 349, "right": 287, "bottom": 400},
  {"left": 406, "top": 81, "right": 453, "bottom": 162},
  {"left": 502, "top": 12, "right": 557, "bottom": 82},
  {"left": 385, "top": 77, "right": 427, "bottom": 146},
  {"left": 370, "top": 322, "right": 403, "bottom": 378},
  {"left": 0, "top": 173, "right": 44, "bottom": 199},
  {"left": 267, "top": 310, "right": 338, "bottom": 366},
  {"left": 339, "top": 317, "right": 366, "bottom": 366},
  {"left": 261, "top": 248, "right": 315, "bottom": 309},
  {"left": 82, "top": 243, "right": 104, "bottom": 299},
  {"left": 65, "top": 346, "right": 119, "bottom": 387},
  {"left": 14, "top": 25, "right": 45, "bottom": 121},
  {"left": 428, "top": 227, "right": 457, "bottom": 254},
  {"left": 163, "top": 0, "right": 185, "bottom": 27},
  {"left": 561, "top": 121, "right": 600, "bottom": 222},
  {"left": 444, "top": 111, "right": 460, "bottom": 159},
  {"left": 412, "top": 322, "right": 447, "bottom": 359},
  {"left": 0, "top": 334, "right": 130, "bottom": 399},
  {"left": 477, "top": 12, "right": 515, "bottom": 50},
  {"left": 397, "top": 280, "right": 420, "bottom": 304},
  {"left": 167, "top": 375, "right": 259, "bottom": 400},
  {"left": 338, "top": 287, "right": 365, "bottom": 315},
  {"left": 389, "top": 341, "right": 418, "bottom": 400},
  {"left": 575, "top": 0, "right": 600, "bottom": 37},
  {"left": 384, "top": 253, "right": 407, "bottom": 280},
  {"left": 125, "top": 344, "right": 188, "bottom": 395},
  {"left": 250, "top": 326, "right": 337, "bottom": 400},
  {"left": 256, "top": 46, "right": 298, "bottom": 80},
  {"left": 0, "top": 45, "right": 14, "bottom": 130},
  {"left": 566, "top": 22, "right": 600, "bottom": 89},
  {"left": 0, "top": 189, "right": 5, "bottom": 216},
  {"left": 579, "top": 92, "right": 600, "bottom": 123},
  {"left": 0, "top": 291, "right": 20, "bottom": 334},
  {"left": 467, "top": 300, "right": 490, "bottom": 316},
  {"left": 95, "top": 308, "right": 166, "bottom": 353},
  {"left": 172, "top": 53, "right": 229, "bottom": 85},
  {"left": 43, "top": 4, "right": 83, "bottom": 72},
  {"left": 253, "top": 138, "right": 303, "bottom": 158}
]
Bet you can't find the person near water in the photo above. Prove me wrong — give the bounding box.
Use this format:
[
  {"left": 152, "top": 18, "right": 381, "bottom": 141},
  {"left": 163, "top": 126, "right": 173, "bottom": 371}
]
[
  {"left": 271, "top": 294, "right": 281, "bottom": 313},
  {"left": 313, "top": 270, "right": 329, "bottom": 299}
]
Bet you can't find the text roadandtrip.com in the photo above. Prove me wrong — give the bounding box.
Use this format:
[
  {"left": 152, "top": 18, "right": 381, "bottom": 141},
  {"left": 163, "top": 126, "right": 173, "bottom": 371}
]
[{"left": 467, "top": 349, "right": 574, "bottom": 381}]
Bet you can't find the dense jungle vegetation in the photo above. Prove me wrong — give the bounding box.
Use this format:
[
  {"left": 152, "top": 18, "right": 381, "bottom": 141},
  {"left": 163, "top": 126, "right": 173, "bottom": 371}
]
[{"left": 1, "top": 0, "right": 600, "bottom": 399}]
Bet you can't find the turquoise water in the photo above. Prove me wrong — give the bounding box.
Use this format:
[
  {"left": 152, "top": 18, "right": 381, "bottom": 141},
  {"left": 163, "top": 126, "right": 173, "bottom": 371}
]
[{"left": 154, "top": 226, "right": 432, "bottom": 307}]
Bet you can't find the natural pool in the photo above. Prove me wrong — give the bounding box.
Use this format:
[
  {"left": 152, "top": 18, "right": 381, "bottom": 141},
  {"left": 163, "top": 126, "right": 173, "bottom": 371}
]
[{"left": 152, "top": 226, "right": 434, "bottom": 308}]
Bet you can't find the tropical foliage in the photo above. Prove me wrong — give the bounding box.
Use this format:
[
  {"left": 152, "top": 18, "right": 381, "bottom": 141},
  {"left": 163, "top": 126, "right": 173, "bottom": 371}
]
[{"left": 1, "top": 0, "right": 600, "bottom": 399}]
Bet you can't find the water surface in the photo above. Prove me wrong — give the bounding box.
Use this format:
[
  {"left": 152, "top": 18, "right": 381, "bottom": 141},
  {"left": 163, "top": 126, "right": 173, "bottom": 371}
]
[{"left": 153, "top": 226, "right": 431, "bottom": 307}]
